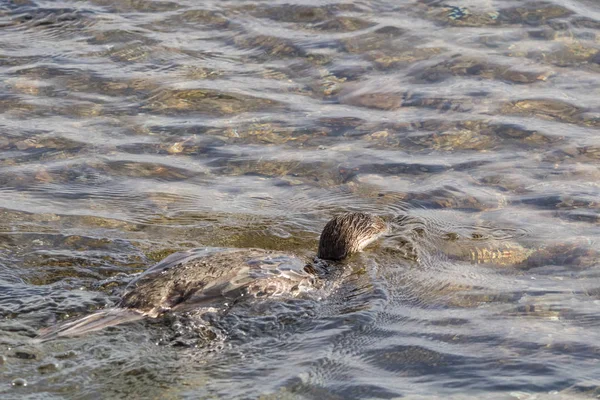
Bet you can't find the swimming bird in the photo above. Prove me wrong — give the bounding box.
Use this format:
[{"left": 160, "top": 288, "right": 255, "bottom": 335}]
[{"left": 38, "top": 212, "right": 388, "bottom": 338}]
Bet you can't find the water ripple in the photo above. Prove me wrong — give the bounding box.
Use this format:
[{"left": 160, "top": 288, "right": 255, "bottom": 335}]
[{"left": 1, "top": 0, "right": 599, "bottom": 398}]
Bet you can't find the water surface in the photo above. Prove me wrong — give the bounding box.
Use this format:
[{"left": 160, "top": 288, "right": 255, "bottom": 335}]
[{"left": 1, "top": 0, "right": 600, "bottom": 398}]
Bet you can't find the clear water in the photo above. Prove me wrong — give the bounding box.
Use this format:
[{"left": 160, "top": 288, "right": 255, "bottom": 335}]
[{"left": 1, "top": 0, "right": 600, "bottom": 398}]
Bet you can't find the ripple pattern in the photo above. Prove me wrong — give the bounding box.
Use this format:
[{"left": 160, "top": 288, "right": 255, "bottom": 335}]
[{"left": 1, "top": 0, "right": 599, "bottom": 398}]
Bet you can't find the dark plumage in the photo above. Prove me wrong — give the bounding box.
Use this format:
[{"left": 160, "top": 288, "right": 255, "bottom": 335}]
[
  {"left": 317, "top": 212, "right": 388, "bottom": 260},
  {"left": 38, "top": 212, "right": 387, "bottom": 339}
]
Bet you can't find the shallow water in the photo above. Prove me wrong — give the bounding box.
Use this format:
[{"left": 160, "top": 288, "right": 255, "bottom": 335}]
[{"left": 1, "top": 0, "right": 600, "bottom": 398}]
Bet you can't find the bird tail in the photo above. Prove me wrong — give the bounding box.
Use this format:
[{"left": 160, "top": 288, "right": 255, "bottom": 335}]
[{"left": 37, "top": 308, "right": 144, "bottom": 340}]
